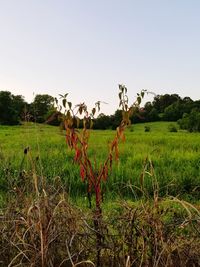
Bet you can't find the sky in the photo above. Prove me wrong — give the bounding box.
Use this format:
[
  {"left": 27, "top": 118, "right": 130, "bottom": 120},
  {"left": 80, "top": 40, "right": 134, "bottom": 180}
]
[{"left": 0, "top": 0, "right": 200, "bottom": 114}]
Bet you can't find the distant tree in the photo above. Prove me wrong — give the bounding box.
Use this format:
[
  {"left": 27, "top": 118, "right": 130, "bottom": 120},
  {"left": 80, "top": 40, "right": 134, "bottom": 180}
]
[
  {"left": 0, "top": 91, "right": 14, "bottom": 124},
  {"left": 147, "top": 107, "right": 159, "bottom": 121},
  {"left": 30, "top": 94, "right": 54, "bottom": 123},
  {"left": 177, "top": 113, "right": 190, "bottom": 130},
  {"left": 130, "top": 107, "right": 146, "bottom": 123},
  {"left": 94, "top": 113, "right": 112, "bottom": 130},
  {"left": 182, "top": 96, "right": 193, "bottom": 104},
  {"left": 45, "top": 110, "right": 62, "bottom": 126},
  {"left": 110, "top": 109, "right": 122, "bottom": 130},
  {"left": 13, "top": 95, "right": 27, "bottom": 120},
  {"left": 144, "top": 101, "right": 153, "bottom": 113},
  {"left": 152, "top": 94, "right": 181, "bottom": 113},
  {"left": 0, "top": 91, "right": 26, "bottom": 125},
  {"left": 178, "top": 108, "right": 200, "bottom": 132},
  {"left": 193, "top": 100, "right": 200, "bottom": 110},
  {"left": 163, "top": 102, "right": 183, "bottom": 121}
]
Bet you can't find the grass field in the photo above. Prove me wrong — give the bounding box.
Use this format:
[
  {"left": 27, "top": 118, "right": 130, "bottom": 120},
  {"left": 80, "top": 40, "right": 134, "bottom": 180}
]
[
  {"left": 1, "top": 121, "right": 200, "bottom": 266},
  {"left": 0, "top": 121, "right": 200, "bottom": 203}
]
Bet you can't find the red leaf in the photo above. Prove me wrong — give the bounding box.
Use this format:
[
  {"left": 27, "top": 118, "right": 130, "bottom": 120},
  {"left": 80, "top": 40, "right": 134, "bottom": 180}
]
[
  {"left": 80, "top": 165, "right": 85, "bottom": 181},
  {"left": 74, "top": 149, "right": 81, "bottom": 162}
]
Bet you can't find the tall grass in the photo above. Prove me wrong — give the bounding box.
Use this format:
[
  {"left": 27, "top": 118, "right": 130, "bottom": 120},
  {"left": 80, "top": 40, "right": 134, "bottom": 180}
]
[
  {"left": 0, "top": 122, "right": 199, "bottom": 202},
  {"left": 0, "top": 150, "right": 200, "bottom": 266}
]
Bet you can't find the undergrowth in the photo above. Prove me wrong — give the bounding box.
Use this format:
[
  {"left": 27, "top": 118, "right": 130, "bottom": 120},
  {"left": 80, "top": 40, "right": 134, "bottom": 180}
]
[{"left": 0, "top": 153, "right": 200, "bottom": 266}]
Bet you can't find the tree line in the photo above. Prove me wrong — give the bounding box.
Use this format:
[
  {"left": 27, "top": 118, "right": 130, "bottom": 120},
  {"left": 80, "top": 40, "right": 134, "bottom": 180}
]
[
  {"left": 0, "top": 91, "right": 55, "bottom": 125},
  {"left": 0, "top": 90, "right": 200, "bottom": 131},
  {"left": 93, "top": 93, "right": 200, "bottom": 132}
]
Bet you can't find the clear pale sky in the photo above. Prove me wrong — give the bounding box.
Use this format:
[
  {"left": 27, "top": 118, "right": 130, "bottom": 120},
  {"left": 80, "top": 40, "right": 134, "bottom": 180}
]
[{"left": 0, "top": 0, "right": 200, "bottom": 114}]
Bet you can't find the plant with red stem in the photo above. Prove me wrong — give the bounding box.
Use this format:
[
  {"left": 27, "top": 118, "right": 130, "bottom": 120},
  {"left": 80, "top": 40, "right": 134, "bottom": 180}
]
[
  {"left": 56, "top": 85, "right": 145, "bottom": 266},
  {"left": 57, "top": 85, "right": 145, "bottom": 212}
]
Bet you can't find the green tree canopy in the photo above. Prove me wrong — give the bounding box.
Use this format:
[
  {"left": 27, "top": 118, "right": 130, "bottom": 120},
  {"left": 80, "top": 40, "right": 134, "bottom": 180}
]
[
  {"left": 30, "top": 94, "right": 55, "bottom": 123},
  {"left": 0, "top": 91, "right": 26, "bottom": 125}
]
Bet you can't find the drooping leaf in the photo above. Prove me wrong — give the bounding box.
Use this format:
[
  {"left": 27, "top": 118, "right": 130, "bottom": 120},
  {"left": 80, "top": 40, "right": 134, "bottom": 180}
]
[
  {"left": 92, "top": 108, "right": 96, "bottom": 116},
  {"left": 54, "top": 97, "right": 58, "bottom": 105},
  {"left": 137, "top": 96, "right": 141, "bottom": 105},
  {"left": 79, "top": 106, "right": 83, "bottom": 115},
  {"left": 64, "top": 93, "right": 68, "bottom": 98},
  {"left": 62, "top": 99, "right": 66, "bottom": 108},
  {"left": 68, "top": 102, "right": 72, "bottom": 109}
]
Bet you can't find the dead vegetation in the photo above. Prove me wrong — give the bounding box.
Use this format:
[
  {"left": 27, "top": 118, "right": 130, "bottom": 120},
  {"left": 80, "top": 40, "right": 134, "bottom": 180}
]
[{"left": 1, "top": 168, "right": 200, "bottom": 266}]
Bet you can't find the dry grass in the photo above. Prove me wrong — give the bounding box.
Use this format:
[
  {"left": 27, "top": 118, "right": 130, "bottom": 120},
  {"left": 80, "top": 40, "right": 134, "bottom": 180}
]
[{"left": 1, "top": 172, "right": 200, "bottom": 267}]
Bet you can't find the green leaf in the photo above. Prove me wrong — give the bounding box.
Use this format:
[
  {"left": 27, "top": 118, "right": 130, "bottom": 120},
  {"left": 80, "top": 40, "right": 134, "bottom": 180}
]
[
  {"left": 54, "top": 97, "right": 58, "bottom": 105},
  {"left": 62, "top": 99, "right": 66, "bottom": 108},
  {"left": 64, "top": 93, "right": 68, "bottom": 98},
  {"left": 79, "top": 106, "right": 83, "bottom": 115},
  {"left": 92, "top": 108, "right": 96, "bottom": 116},
  {"left": 137, "top": 97, "right": 141, "bottom": 105},
  {"left": 68, "top": 102, "right": 72, "bottom": 109}
]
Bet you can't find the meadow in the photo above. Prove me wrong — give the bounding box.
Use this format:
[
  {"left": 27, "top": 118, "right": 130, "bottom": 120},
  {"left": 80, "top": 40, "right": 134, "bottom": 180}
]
[
  {"left": 0, "top": 121, "right": 200, "bottom": 204},
  {"left": 1, "top": 121, "right": 200, "bottom": 266}
]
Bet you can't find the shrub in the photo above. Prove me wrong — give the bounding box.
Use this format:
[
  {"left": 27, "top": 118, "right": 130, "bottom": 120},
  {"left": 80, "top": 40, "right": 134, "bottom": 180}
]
[
  {"left": 168, "top": 123, "right": 178, "bottom": 132},
  {"left": 178, "top": 109, "right": 200, "bottom": 132},
  {"left": 144, "top": 126, "right": 151, "bottom": 132}
]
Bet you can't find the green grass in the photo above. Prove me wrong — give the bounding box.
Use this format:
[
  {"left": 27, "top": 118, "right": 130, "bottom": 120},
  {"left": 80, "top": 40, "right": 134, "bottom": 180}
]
[{"left": 0, "top": 121, "right": 200, "bottom": 203}]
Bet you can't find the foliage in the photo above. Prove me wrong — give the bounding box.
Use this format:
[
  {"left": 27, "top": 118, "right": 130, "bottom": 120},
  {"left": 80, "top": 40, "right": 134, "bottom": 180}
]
[
  {"left": 30, "top": 94, "right": 55, "bottom": 123},
  {"left": 0, "top": 91, "right": 26, "bottom": 125},
  {"left": 110, "top": 109, "right": 122, "bottom": 130},
  {"left": 163, "top": 102, "right": 183, "bottom": 121},
  {"left": 178, "top": 108, "right": 200, "bottom": 132},
  {"left": 91, "top": 93, "right": 200, "bottom": 128},
  {"left": 152, "top": 94, "right": 181, "bottom": 113},
  {"left": 146, "top": 107, "right": 160, "bottom": 121},
  {"left": 93, "top": 113, "right": 112, "bottom": 130}
]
